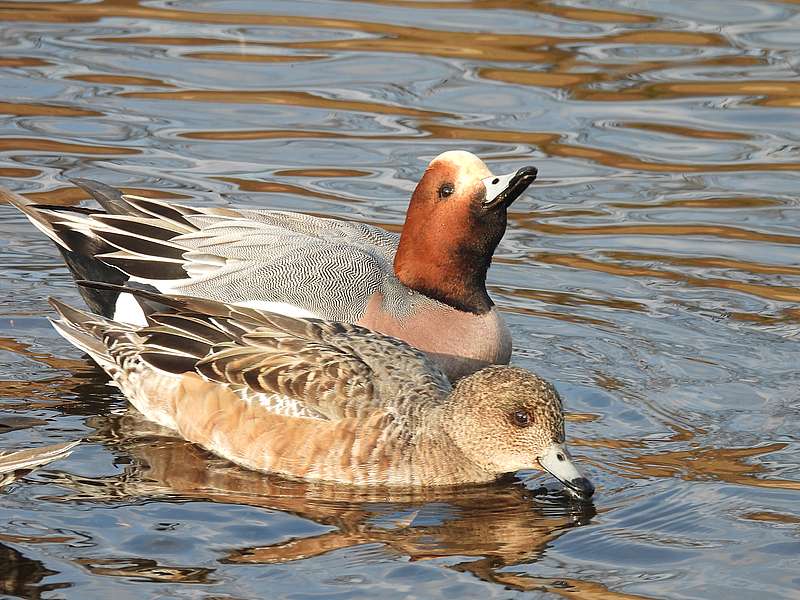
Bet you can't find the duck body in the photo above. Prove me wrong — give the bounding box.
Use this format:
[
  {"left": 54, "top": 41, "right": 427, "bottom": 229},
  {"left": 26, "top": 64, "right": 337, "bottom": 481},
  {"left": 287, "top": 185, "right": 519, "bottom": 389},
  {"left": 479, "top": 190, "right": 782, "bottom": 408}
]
[
  {"left": 2, "top": 151, "right": 536, "bottom": 381},
  {"left": 49, "top": 284, "right": 592, "bottom": 495},
  {"left": 115, "top": 370, "right": 489, "bottom": 486}
]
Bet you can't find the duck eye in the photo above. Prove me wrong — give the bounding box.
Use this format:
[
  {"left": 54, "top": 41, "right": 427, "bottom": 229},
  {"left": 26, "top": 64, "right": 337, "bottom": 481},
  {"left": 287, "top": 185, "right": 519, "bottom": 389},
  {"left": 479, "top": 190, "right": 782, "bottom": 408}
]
[
  {"left": 511, "top": 409, "right": 532, "bottom": 428},
  {"left": 438, "top": 183, "right": 455, "bottom": 199}
]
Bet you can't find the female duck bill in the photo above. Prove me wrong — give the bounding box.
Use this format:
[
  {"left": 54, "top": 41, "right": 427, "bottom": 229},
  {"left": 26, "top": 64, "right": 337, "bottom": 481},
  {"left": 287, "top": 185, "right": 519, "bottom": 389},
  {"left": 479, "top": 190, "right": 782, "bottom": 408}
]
[{"left": 537, "top": 442, "right": 595, "bottom": 501}]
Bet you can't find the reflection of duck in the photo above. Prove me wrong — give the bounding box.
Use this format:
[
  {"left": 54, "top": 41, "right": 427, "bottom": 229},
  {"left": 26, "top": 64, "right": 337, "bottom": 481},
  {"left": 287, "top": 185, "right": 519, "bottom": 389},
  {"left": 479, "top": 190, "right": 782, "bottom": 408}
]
[
  {"left": 49, "top": 285, "right": 593, "bottom": 496},
  {"left": 2, "top": 151, "right": 537, "bottom": 381},
  {"left": 0, "top": 441, "right": 79, "bottom": 488},
  {"left": 64, "top": 412, "right": 596, "bottom": 572}
]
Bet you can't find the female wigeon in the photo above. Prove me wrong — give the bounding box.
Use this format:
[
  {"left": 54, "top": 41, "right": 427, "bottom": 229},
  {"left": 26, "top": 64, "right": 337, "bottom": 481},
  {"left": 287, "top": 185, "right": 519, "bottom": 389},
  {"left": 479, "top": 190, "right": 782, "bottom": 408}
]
[
  {"left": 49, "top": 283, "right": 593, "bottom": 496},
  {"left": 3, "top": 151, "right": 537, "bottom": 381}
]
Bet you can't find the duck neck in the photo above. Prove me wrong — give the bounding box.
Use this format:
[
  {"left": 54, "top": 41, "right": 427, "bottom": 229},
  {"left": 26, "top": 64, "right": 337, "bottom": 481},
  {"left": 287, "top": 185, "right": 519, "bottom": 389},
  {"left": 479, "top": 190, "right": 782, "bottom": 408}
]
[
  {"left": 409, "top": 404, "right": 498, "bottom": 486},
  {"left": 393, "top": 209, "right": 507, "bottom": 315}
]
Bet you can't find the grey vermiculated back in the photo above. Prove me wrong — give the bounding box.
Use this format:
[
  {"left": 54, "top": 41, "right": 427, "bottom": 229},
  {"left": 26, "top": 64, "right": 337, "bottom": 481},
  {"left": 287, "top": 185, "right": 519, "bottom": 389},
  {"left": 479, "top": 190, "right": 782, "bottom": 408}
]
[
  {"left": 172, "top": 210, "right": 408, "bottom": 321},
  {"left": 65, "top": 189, "right": 434, "bottom": 322}
]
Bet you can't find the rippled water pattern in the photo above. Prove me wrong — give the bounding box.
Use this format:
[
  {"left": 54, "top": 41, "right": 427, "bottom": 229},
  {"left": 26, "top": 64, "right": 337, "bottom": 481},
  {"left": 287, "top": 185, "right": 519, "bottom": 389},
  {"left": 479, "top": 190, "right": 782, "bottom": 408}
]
[{"left": 1, "top": 0, "right": 799, "bottom": 598}]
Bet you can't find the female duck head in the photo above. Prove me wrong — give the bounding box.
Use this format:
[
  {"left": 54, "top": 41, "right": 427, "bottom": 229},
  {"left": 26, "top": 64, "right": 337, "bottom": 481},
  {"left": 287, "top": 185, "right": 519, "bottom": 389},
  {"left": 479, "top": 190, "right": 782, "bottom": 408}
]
[{"left": 442, "top": 365, "right": 594, "bottom": 500}]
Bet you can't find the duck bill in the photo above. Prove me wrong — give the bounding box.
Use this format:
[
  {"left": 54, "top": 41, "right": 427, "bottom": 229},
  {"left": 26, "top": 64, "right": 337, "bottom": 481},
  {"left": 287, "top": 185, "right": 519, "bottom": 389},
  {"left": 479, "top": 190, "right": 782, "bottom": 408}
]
[
  {"left": 537, "top": 443, "right": 595, "bottom": 501},
  {"left": 481, "top": 166, "right": 538, "bottom": 211}
]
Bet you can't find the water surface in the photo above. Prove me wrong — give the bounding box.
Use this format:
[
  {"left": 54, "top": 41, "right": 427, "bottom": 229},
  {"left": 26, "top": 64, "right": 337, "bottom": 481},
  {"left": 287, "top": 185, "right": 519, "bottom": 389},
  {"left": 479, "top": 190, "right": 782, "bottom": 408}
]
[{"left": 1, "top": 0, "right": 799, "bottom": 598}]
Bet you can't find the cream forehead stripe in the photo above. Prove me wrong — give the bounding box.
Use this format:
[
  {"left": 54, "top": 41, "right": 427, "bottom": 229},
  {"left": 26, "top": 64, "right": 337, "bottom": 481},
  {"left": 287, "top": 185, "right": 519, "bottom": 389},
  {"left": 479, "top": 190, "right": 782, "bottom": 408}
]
[{"left": 430, "top": 151, "right": 493, "bottom": 185}]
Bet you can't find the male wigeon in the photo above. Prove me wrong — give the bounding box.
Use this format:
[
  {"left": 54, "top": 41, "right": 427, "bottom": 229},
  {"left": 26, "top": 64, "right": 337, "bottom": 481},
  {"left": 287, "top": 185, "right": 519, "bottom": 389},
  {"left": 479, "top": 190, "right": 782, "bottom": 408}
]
[
  {"left": 2, "top": 151, "right": 537, "bottom": 381},
  {"left": 49, "top": 283, "right": 593, "bottom": 496},
  {"left": 0, "top": 440, "right": 80, "bottom": 487}
]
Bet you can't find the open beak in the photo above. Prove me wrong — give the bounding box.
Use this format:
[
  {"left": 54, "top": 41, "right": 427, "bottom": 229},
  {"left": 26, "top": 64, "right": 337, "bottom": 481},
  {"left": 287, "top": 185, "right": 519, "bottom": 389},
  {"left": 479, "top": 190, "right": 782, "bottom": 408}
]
[
  {"left": 537, "top": 442, "right": 595, "bottom": 501},
  {"left": 481, "top": 165, "right": 538, "bottom": 211}
]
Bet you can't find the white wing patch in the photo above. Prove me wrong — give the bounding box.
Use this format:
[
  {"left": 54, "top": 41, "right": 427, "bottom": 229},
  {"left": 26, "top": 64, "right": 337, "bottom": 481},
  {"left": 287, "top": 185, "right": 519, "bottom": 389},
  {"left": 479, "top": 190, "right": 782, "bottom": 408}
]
[
  {"left": 235, "top": 300, "right": 321, "bottom": 319},
  {"left": 112, "top": 292, "right": 148, "bottom": 325},
  {"left": 111, "top": 277, "right": 190, "bottom": 326}
]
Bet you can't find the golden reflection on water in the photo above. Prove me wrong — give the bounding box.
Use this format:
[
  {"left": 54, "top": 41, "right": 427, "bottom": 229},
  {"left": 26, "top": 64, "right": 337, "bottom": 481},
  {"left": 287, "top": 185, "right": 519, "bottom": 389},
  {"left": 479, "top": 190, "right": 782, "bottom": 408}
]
[
  {"left": 463, "top": 569, "right": 660, "bottom": 600},
  {"left": 0, "top": 338, "right": 93, "bottom": 409},
  {"left": 180, "top": 129, "right": 353, "bottom": 141},
  {"left": 0, "top": 337, "right": 85, "bottom": 372},
  {"left": 606, "top": 252, "right": 800, "bottom": 278},
  {"left": 1, "top": 0, "right": 799, "bottom": 597},
  {"left": 532, "top": 253, "right": 800, "bottom": 304},
  {"left": 65, "top": 74, "right": 177, "bottom": 88},
  {"left": 608, "top": 196, "right": 781, "bottom": 209},
  {"left": 615, "top": 123, "right": 752, "bottom": 143},
  {"left": 274, "top": 168, "right": 372, "bottom": 178},
  {"left": 741, "top": 511, "right": 800, "bottom": 525},
  {"left": 0, "top": 138, "right": 137, "bottom": 156},
  {"left": 122, "top": 90, "right": 450, "bottom": 119},
  {"left": 216, "top": 176, "right": 366, "bottom": 204},
  {"left": 184, "top": 52, "right": 329, "bottom": 63},
  {"left": 623, "top": 443, "right": 800, "bottom": 492},
  {"left": 0, "top": 57, "right": 51, "bottom": 68},
  {"left": 0, "top": 167, "right": 39, "bottom": 178},
  {"left": 171, "top": 118, "right": 799, "bottom": 181},
  {"left": 353, "top": 0, "right": 657, "bottom": 25},
  {"left": 0, "top": 102, "right": 101, "bottom": 118},
  {"left": 524, "top": 250, "right": 800, "bottom": 302}
]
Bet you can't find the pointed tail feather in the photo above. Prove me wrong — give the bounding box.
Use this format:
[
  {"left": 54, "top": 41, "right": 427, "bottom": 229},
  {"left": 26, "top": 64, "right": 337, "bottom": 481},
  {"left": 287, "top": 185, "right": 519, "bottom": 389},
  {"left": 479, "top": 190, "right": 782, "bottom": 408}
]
[
  {"left": 0, "top": 185, "right": 73, "bottom": 250},
  {"left": 48, "top": 297, "right": 121, "bottom": 369},
  {"left": 6, "top": 180, "right": 216, "bottom": 322},
  {"left": 4, "top": 181, "right": 194, "bottom": 317},
  {"left": 70, "top": 178, "right": 151, "bottom": 217},
  {"left": 71, "top": 178, "right": 202, "bottom": 229},
  {"left": 2, "top": 184, "right": 131, "bottom": 315}
]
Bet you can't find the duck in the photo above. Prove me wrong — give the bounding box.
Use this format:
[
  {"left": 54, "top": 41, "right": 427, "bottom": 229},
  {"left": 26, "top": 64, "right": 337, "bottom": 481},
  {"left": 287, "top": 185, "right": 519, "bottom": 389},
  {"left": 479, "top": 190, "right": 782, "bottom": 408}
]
[
  {"left": 1, "top": 151, "right": 537, "bottom": 382},
  {"left": 0, "top": 440, "right": 80, "bottom": 487},
  {"left": 49, "top": 282, "right": 593, "bottom": 496}
]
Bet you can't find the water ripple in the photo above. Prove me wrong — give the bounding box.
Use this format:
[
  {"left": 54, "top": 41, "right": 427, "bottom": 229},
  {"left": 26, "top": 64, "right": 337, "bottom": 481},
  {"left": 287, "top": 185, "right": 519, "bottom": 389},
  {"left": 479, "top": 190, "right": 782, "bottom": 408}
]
[{"left": 0, "top": 0, "right": 799, "bottom": 598}]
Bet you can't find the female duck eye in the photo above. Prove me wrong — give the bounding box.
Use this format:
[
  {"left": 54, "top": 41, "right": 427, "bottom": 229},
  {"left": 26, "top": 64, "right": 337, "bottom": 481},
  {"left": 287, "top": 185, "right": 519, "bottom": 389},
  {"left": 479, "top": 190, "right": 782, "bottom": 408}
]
[
  {"left": 511, "top": 410, "right": 532, "bottom": 428},
  {"left": 438, "top": 183, "right": 455, "bottom": 199}
]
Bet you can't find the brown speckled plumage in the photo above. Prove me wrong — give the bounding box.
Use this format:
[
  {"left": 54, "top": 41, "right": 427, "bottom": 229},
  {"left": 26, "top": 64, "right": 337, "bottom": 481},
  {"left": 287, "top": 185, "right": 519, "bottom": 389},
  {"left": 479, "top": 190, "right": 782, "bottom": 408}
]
[{"left": 48, "top": 285, "right": 588, "bottom": 489}]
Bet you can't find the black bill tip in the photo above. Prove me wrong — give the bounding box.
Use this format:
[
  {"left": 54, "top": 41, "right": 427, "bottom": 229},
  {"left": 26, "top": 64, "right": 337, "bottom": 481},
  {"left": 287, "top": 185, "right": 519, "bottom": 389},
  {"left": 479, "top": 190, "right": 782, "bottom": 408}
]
[
  {"left": 565, "top": 476, "right": 595, "bottom": 500},
  {"left": 513, "top": 165, "right": 539, "bottom": 182},
  {"left": 482, "top": 165, "right": 538, "bottom": 211}
]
